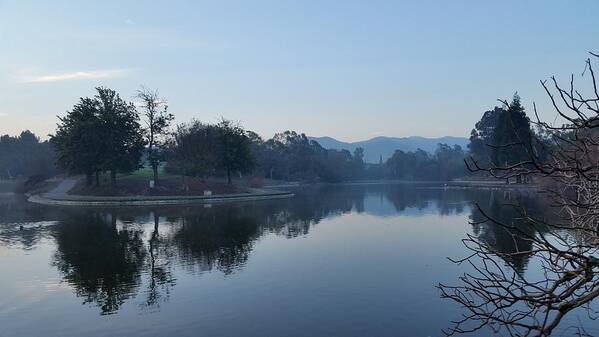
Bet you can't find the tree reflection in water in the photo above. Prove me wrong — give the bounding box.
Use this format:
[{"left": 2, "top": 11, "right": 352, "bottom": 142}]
[
  {"left": 51, "top": 212, "right": 146, "bottom": 315},
  {"left": 142, "top": 212, "right": 176, "bottom": 311},
  {"left": 0, "top": 184, "right": 551, "bottom": 318},
  {"left": 169, "top": 206, "right": 260, "bottom": 275},
  {"left": 469, "top": 189, "right": 550, "bottom": 274}
]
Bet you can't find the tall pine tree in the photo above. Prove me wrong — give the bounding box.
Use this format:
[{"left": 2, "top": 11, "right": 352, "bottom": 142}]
[{"left": 491, "top": 93, "right": 534, "bottom": 170}]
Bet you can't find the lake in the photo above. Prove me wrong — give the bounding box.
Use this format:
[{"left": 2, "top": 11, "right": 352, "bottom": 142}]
[{"left": 0, "top": 183, "right": 593, "bottom": 336}]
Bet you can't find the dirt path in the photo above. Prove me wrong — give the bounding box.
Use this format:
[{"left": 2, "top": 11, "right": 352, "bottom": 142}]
[{"left": 44, "top": 177, "right": 81, "bottom": 197}]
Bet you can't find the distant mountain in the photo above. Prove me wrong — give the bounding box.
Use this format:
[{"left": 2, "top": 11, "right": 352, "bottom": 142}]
[{"left": 309, "top": 135, "right": 469, "bottom": 163}]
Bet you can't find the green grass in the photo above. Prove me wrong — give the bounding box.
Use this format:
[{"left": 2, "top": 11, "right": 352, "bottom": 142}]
[{"left": 121, "top": 167, "right": 177, "bottom": 180}]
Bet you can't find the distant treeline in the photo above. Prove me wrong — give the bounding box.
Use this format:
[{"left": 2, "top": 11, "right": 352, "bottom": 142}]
[
  {"left": 0, "top": 131, "right": 56, "bottom": 180},
  {"left": 1, "top": 88, "right": 541, "bottom": 185}
]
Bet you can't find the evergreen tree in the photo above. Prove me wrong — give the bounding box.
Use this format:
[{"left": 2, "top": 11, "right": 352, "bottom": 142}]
[{"left": 491, "top": 93, "right": 533, "bottom": 169}]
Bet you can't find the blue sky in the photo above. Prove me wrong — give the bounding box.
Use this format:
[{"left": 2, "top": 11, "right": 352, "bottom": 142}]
[{"left": 1, "top": 0, "right": 598, "bottom": 141}]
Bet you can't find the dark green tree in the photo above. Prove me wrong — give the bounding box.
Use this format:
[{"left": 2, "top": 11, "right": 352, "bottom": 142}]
[
  {"left": 491, "top": 93, "right": 534, "bottom": 173},
  {"left": 51, "top": 96, "right": 105, "bottom": 185},
  {"left": 96, "top": 88, "right": 145, "bottom": 185},
  {"left": 51, "top": 88, "right": 145, "bottom": 186},
  {"left": 468, "top": 106, "right": 504, "bottom": 168},
  {"left": 216, "top": 119, "right": 254, "bottom": 185},
  {"left": 166, "top": 121, "right": 220, "bottom": 177}
]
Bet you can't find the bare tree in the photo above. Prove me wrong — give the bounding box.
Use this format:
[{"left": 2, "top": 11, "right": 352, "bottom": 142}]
[
  {"left": 439, "top": 53, "right": 599, "bottom": 336},
  {"left": 136, "top": 86, "right": 174, "bottom": 185}
]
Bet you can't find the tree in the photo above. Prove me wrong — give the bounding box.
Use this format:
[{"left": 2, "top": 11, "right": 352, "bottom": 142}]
[
  {"left": 469, "top": 106, "right": 504, "bottom": 168},
  {"left": 51, "top": 88, "right": 145, "bottom": 186},
  {"left": 434, "top": 144, "right": 466, "bottom": 181},
  {"left": 96, "top": 88, "right": 146, "bottom": 185},
  {"left": 51, "top": 96, "right": 105, "bottom": 185},
  {"left": 136, "top": 87, "right": 174, "bottom": 185},
  {"left": 166, "top": 121, "right": 221, "bottom": 177},
  {"left": 440, "top": 54, "right": 599, "bottom": 336},
  {"left": 490, "top": 94, "right": 535, "bottom": 174},
  {"left": 216, "top": 119, "right": 254, "bottom": 185}
]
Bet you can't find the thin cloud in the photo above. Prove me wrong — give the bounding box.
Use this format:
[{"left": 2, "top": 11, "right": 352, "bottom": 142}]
[
  {"left": 20, "top": 69, "right": 130, "bottom": 83},
  {"left": 124, "top": 18, "right": 134, "bottom": 25}
]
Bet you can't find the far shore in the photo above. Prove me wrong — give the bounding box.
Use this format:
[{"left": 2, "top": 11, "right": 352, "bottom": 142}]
[
  {"left": 278, "top": 179, "right": 540, "bottom": 190},
  {"left": 3, "top": 175, "right": 541, "bottom": 207}
]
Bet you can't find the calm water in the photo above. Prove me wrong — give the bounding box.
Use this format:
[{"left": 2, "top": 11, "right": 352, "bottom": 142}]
[{"left": 0, "top": 184, "right": 591, "bottom": 336}]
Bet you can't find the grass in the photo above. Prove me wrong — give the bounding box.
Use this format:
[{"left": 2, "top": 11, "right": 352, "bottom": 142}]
[{"left": 122, "top": 166, "right": 180, "bottom": 179}]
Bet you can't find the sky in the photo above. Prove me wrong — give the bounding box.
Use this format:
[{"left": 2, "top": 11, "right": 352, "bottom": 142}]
[{"left": 1, "top": 0, "right": 599, "bottom": 142}]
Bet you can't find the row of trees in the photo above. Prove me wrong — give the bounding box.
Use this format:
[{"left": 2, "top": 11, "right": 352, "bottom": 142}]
[
  {"left": 42, "top": 88, "right": 542, "bottom": 186},
  {"left": 4, "top": 87, "right": 541, "bottom": 186},
  {"left": 50, "top": 87, "right": 469, "bottom": 187},
  {"left": 166, "top": 119, "right": 254, "bottom": 184},
  {"left": 166, "top": 128, "right": 368, "bottom": 183},
  {"left": 0, "top": 130, "right": 56, "bottom": 179},
  {"left": 251, "top": 131, "right": 366, "bottom": 182},
  {"left": 385, "top": 144, "right": 467, "bottom": 181}
]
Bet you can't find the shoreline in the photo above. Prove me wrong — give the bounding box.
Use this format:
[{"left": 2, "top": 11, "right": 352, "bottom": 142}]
[
  {"left": 28, "top": 187, "right": 294, "bottom": 207},
  {"left": 25, "top": 178, "right": 538, "bottom": 207},
  {"left": 275, "top": 179, "right": 540, "bottom": 190}
]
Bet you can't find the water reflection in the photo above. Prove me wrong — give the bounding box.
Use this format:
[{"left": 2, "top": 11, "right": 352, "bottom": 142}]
[
  {"left": 469, "top": 189, "right": 550, "bottom": 274},
  {"left": 171, "top": 207, "right": 259, "bottom": 275},
  {"left": 0, "top": 195, "right": 61, "bottom": 249},
  {"left": 51, "top": 212, "right": 146, "bottom": 315},
  {"left": 143, "top": 212, "right": 176, "bottom": 311},
  {"left": 0, "top": 184, "right": 549, "bottom": 317}
]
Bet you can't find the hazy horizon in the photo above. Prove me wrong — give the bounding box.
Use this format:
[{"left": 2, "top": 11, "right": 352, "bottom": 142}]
[{"left": 2, "top": 0, "right": 599, "bottom": 141}]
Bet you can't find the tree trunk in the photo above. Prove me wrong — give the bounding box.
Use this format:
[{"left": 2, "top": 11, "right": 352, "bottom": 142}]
[
  {"left": 86, "top": 173, "right": 93, "bottom": 186},
  {"left": 110, "top": 170, "right": 116, "bottom": 186},
  {"left": 152, "top": 164, "right": 159, "bottom": 186},
  {"left": 95, "top": 171, "right": 100, "bottom": 187},
  {"left": 227, "top": 167, "right": 232, "bottom": 185}
]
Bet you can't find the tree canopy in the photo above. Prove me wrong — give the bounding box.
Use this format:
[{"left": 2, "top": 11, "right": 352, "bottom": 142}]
[
  {"left": 491, "top": 93, "right": 534, "bottom": 168},
  {"left": 51, "top": 87, "right": 145, "bottom": 185},
  {"left": 167, "top": 119, "right": 254, "bottom": 184}
]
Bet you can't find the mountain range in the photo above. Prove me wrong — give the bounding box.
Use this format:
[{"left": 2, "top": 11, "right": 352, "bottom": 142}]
[{"left": 308, "top": 136, "right": 469, "bottom": 163}]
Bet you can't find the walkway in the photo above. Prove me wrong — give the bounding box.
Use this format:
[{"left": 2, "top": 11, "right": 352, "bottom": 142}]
[{"left": 28, "top": 177, "right": 293, "bottom": 207}]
